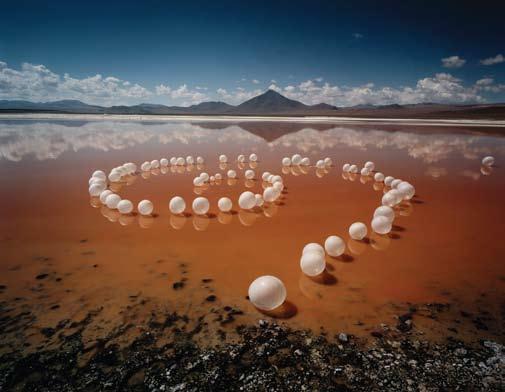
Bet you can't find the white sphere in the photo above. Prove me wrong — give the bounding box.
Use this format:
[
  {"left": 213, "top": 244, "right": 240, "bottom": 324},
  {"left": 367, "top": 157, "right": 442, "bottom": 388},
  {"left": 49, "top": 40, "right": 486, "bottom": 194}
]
[
  {"left": 150, "top": 159, "right": 160, "bottom": 169},
  {"left": 193, "top": 177, "right": 204, "bottom": 187},
  {"left": 160, "top": 158, "right": 169, "bottom": 167},
  {"left": 267, "top": 174, "right": 274, "bottom": 183},
  {"left": 218, "top": 197, "right": 232, "bottom": 212},
  {"left": 374, "top": 172, "right": 385, "bottom": 182},
  {"left": 371, "top": 216, "right": 392, "bottom": 235},
  {"left": 126, "top": 162, "right": 137, "bottom": 173},
  {"left": 271, "top": 175, "right": 283, "bottom": 184},
  {"left": 219, "top": 154, "right": 228, "bottom": 163},
  {"left": 105, "top": 194, "right": 121, "bottom": 209},
  {"left": 176, "top": 157, "right": 185, "bottom": 166},
  {"left": 482, "top": 156, "right": 495, "bottom": 166},
  {"left": 349, "top": 164, "right": 358, "bottom": 173},
  {"left": 300, "top": 251, "right": 326, "bottom": 276},
  {"left": 108, "top": 170, "right": 121, "bottom": 182},
  {"left": 245, "top": 169, "right": 255, "bottom": 180},
  {"left": 382, "top": 192, "right": 397, "bottom": 207},
  {"left": 282, "top": 157, "right": 292, "bottom": 166},
  {"left": 302, "top": 242, "right": 325, "bottom": 257},
  {"left": 200, "top": 172, "right": 210, "bottom": 182},
  {"left": 349, "top": 222, "right": 367, "bottom": 240},
  {"left": 301, "top": 157, "right": 310, "bottom": 166},
  {"left": 99, "top": 190, "right": 113, "bottom": 204},
  {"left": 389, "top": 189, "right": 403, "bottom": 204},
  {"left": 89, "top": 183, "right": 105, "bottom": 196},
  {"left": 316, "top": 160, "right": 325, "bottom": 169},
  {"left": 141, "top": 161, "right": 151, "bottom": 171},
  {"left": 92, "top": 170, "right": 106, "bottom": 181},
  {"left": 291, "top": 154, "right": 302, "bottom": 165},
  {"left": 364, "top": 161, "right": 375, "bottom": 171},
  {"left": 324, "top": 157, "right": 332, "bottom": 167},
  {"left": 374, "top": 206, "right": 395, "bottom": 222},
  {"left": 89, "top": 176, "right": 105, "bottom": 185},
  {"left": 249, "top": 153, "right": 258, "bottom": 162},
  {"left": 186, "top": 156, "right": 194, "bottom": 165},
  {"left": 262, "top": 171, "right": 271, "bottom": 181},
  {"left": 117, "top": 199, "right": 133, "bottom": 214},
  {"left": 397, "top": 182, "right": 415, "bottom": 200},
  {"left": 238, "top": 191, "right": 256, "bottom": 210},
  {"left": 391, "top": 179, "right": 402, "bottom": 189},
  {"left": 324, "top": 236, "right": 345, "bottom": 257},
  {"left": 273, "top": 181, "right": 284, "bottom": 192},
  {"left": 210, "top": 176, "right": 215, "bottom": 182},
  {"left": 384, "top": 176, "right": 395, "bottom": 187},
  {"left": 214, "top": 173, "right": 222, "bottom": 180},
  {"left": 248, "top": 276, "right": 286, "bottom": 311},
  {"left": 192, "top": 197, "right": 210, "bottom": 215},
  {"left": 169, "top": 196, "right": 186, "bottom": 214},
  {"left": 237, "top": 154, "right": 245, "bottom": 162},
  {"left": 196, "top": 156, "right": 204, "bottom": 164},
  {"left": 138, "top": 200, "right": 154, "bottom": 216},
  {"left": 360, "top": 167, "right": 370, "bottom": 176},
  {"left": 227, "top": 169, "right": 237, "bottom": 179},
  {"left": 342, "top": 163, "right": 351, "bottom": 172},
  {"left": 255, "top": 194, "right": 264, "bottom": 207},
  {"left": 170, "top": 157, "right": 177, "bottom": 165},
  {"left": 263, "top": 187, "right": 280, "bottom": 202}
]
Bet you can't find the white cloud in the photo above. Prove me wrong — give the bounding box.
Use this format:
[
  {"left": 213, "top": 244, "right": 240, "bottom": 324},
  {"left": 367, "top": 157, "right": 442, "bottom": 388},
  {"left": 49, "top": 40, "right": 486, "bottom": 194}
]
[
  {"left": 352, "top": 33, "right": 363, "bottom": 39},
  {"left": 480, "top": 54, "right": 505, "bottom": 65},
  {"left": 441, "top": 55, "right": 466, "bottom": 68},
  {"left": 474, "top": 77, "right": 505, "bottom": 93},
  {"left": 314, "top": 77, "right": 323, "bottom": 82},
  {"left": 251, "top": 79, "right": 260, "bottom": 84},
  {"left": 155, "top": 84, "right": 171, "bottom": 95}
]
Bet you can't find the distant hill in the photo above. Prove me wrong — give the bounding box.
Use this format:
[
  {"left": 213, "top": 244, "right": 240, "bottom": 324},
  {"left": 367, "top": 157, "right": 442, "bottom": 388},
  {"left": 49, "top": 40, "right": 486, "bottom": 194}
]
[{"left": 1, "top": 90, "right": 505, "bottom": 119}]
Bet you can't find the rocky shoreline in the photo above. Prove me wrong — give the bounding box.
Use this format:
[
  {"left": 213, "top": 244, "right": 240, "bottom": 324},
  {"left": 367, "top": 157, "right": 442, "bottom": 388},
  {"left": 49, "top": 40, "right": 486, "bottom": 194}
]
[{"left": 0, "top": 314, "right": 503, "bottom": 391}]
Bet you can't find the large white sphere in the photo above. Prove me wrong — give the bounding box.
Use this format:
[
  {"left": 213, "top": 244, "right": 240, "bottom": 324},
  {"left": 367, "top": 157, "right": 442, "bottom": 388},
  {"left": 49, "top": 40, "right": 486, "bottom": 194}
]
[
  {"left": 263, "top": 187, "right": 280, "bottom": 202},
  {"left": 138, "top": 200, "right": 154, "bottom": 216},
  {"left": 291, "top": 154, "right": 302, "bottom": 165},
  {"left": 349, "top": 164, "right": 358, "bottom": 173},
  {"left": 301, "top": 157, "right": 310, "bottom": 166},
  {"left": 89, "top": 176, "right": 105, "bottom": 185},
  {"left": 249, "top": 153, "right": 258, "bottom": 162},
  {"left": 391, "top": 179, "right": 402, "bottom": 189},
  {"left": 349, "top": 222, "right": 367, "bottom": 240},
  {"left": 324, "top": 236, "right": 345, "bottom": 257},
  {"left": 360, "top": 167, "right": 370, "bottom": 176},
  {"left": 126, "top": 162, "right": 137, "bottom": 173},
  {"left": 117, "top": 199, "right": 133, "bottom": 214},
  {"left": 389, "top": 189, "right": 403, "bottom": 204},
  {"left": 397, "top": 182, "right": 415, "bottom": 200},
  {"left": 219, "top": 154, "right": 228, "bottom": 163},
  {"left": 89, "top": 182, "right": 106, "bottom": 196},
  {"left": 384, "top": 176, "right": 395, "bottom": 187},
  {"left": 482, "top": 156, "right": 495, "bottom": 166},
  {"left": 186, "top": 156, "right": 194, "bottom": 165},
  {"left": 302, "top": 242, "right": 325, "bottom": 257},
  {"left": 271, "top": 175, "right": 283, "bottom": 184},
  {"left": 324, "top": 157, "right": 332, "bottom": 167},
  {"left": 105, "top": 194, "right": 121, "bottom": 209},
  {"left": 141, "top": 161, "right": 151, "bottom": 171},
  {"left": 374, "top": 172, "right": 385, "bottom": 182},
  {"left": 170, "top": 157, "right": 177, "bottom": 165},
  {"left": 273, "top": 181, "right": 284, "bottom": 192},
  {"left": 238, "top": 191, "right": 256, "bottom": 210},
  {"left": 237, "top": 154, "right": 245, "bottom": 162},
  {"left": 150, "top": 160, "right": 160, "bottom": 169},
  {"left": 200, "top": 172, "right": 210, "bottom": 181},
  {"left": 262, "top": 171, "right": 271, "bottom": 181},
  {"left": 245, "top": 169, "right": 255, "bottom": 179},
  {"left": 371, "top": 215, "right": 392, "bottom": 234},
  {"left": 196, "top": 156, "right": 204, "bottom": 164},
  {"left": 316, "top": 160, "right": 325, "bottom": 169},
  {"left": 364, "top": 161, "right": 375, "bottom": 171},
  {"left": 192, "top": 197, "right": 210, "bottom": 215},
  {"left": 214, "top": 173, "right": 222, "bottom": 180},
  {"left": 108, "top": 170, "right": 121, "bottom": 182},
  {"left": 193, "top": 177, "right": 204, "bottom": 187},
  {"left": 227, "top": 169, "right": 237, "bottom": 179},
  {"left": 218, "top": 197, "right": 233, "bottom": 212},
  {"left": 160, "top": 158, "right": 169, "bottom": 167},
  {"left": 382, "top": 192, "right": 397, "bottom": 207},
  {"left": 374, "top": 206, "right": 395, "bottom": 222},
  {"left": 99, "top": 190, "right": 113, "bottom": 204},
  {"left": 255, "top": 194, "right": 264, "bottom": 207},
  {"left": 342, "top": 163, "right": 351, "bottom": 172},
  {"left": 92, "top": 170, "right": 106, "bottom": 181},
  {"left": 248, "top": 275, "right": 286, "bottom": 311},
  {"left": 300, "top": 251, "right": 326, "bottom": 276},
  {"left": 169, "top": 196, "right": 186, "bottom": 214},
  {"left": 176, "top": 157, "right": 185, "bottom": 166},
  {"left": 282, "top": 157, "right": 292, "bottom": 166}
]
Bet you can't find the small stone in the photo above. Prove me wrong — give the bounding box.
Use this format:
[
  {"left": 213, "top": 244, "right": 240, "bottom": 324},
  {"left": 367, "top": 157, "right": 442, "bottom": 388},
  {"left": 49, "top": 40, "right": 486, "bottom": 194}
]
[{"left": 338, "top": 333, "right": 348, "bottom": 343}]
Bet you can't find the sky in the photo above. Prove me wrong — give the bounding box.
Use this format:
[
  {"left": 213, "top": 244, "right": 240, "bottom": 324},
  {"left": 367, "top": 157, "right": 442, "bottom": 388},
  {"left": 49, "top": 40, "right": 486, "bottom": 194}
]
[{"left": 0, "top": 0, "right": 504, "bottom": 107}]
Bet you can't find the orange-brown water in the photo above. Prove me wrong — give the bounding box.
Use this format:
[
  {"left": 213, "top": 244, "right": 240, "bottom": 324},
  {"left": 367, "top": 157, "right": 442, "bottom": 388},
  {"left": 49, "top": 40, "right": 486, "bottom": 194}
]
[{"left": 1, "top": 118, "right": 504, "bottom": 354}]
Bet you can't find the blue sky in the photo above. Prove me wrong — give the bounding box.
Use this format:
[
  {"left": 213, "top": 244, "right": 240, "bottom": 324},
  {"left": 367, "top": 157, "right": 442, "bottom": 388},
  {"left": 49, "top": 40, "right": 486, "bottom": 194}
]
[{"left": 0, "top": 0, "right": 504, "bottom": 106}]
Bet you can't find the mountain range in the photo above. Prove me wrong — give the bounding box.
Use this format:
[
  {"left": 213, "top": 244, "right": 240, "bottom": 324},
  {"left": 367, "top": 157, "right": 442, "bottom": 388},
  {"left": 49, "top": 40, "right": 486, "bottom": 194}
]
[{"left": 1, "top": 89, "right": 505, "bottom": 119}]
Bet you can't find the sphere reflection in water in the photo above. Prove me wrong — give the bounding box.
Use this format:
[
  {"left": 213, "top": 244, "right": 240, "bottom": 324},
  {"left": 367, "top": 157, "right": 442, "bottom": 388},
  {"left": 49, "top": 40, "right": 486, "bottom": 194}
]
[
  {"left": 370, "top": 232, "right": 391, "bottom": 251},
  {"left": 193, "top": 215, "right": 210, "bottom": 231},
  {"left": 101, "top": 206, "right": 120, "bottom": 222},
  {"left": 218, "top": 211, "right": 233, "bottom": 224},
  {"left": 119, "top": 214, "right": 135, "bottom": 226},
  {"left": 347, "top": 238, "right": 367, "bottom": 255},
  {"left": 170, "top": 214, "right": 187, "bottom": 230},
  {"left": 263, "top": 203, "right": 278, "bottom": 218},
  {"left": 248, "top": 276, "right": 286, "bottom": 311},
  {"left": 238, "top": 210, "right": 257, "bottom": 226},
  {"left": 481, "top": 165, "right": 493, "bottom": 176},
  {"left": 138, "top": 215, "right": 154, "bottom": 229},
  {"left": 89, "top": 197, "right": 101, "bottom": 208}
]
